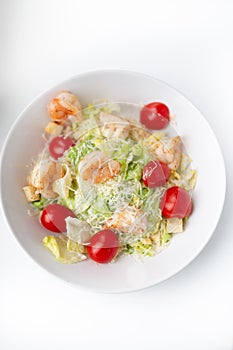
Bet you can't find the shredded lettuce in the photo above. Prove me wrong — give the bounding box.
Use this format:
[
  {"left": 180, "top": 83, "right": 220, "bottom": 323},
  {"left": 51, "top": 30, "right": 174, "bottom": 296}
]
[
  {"left": 77, "top": 206, "right": 110, "bottom": 232},
  {"left": 142, "top": 187, "right": 164, "bottom": 229},
  {"left": 57, "top": 196, "right": 75, "bottom": 211},
  {"left": 67, "top": 135, "right": 96, "bottom": 170},
  {"left": 90, "top": 195, "right": 113, "bottom": 216},
  {"left": 169, "top": 153, "right": 197, "bottom": 191},
  {"left": 161, "top": 221, "right": 172, "bottom": 244},
  {"left": 125, "top": 162, "right": 142, "bottom": 181},
  {"left": 98, "top": 139, "right": 131, "bottom": 159},
  {"left": 73, "top": 177, "right": 149, "bottom": 232},
  {"left": 83, "top": 101, "right": 120, "bottom": 119},
  {"left": 97, "top": 140, "right": 151, "bottom": 185},
  {"left": 75, "top": 179, "right": 97, "bottom": 213},
  {"left": 161, "top": 230, "right": 171, "bottom": 244},
  {"left": 72, "top": 115, "right": 103, "bottom": 140},
  {"left": 124, "top": 240, "right": 156, "bottom": 257},
  {"left": 96, "top": 177, "right": 144, "bottom": 212},
  {"left": 31, "top": 196, "right": 53, "bottom": 211}
]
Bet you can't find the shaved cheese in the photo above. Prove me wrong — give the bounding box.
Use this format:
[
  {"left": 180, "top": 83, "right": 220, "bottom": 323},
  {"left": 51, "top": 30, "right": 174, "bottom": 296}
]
[
  {"left": 166, "top": 218, "right": 183, "bottom": 233},
  {"left": 65, "top": 217, "right": 91, "bottom": 244}
]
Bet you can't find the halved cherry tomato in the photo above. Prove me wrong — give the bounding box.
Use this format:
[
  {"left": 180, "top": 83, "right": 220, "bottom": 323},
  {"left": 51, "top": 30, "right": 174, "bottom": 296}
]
[
  {"left": 160, "top": 186, "right": 192, "bottom": 218},
  {"left": 40, "top": 204, "right": 76, "bottom": 232},
  {"left": 87, "top": 229, "right": 119, "bottom": 264},
  {"left": 142, "top": 160, "right": 170, "bottom": 187},
  {"left": 49, "top": 136, "right": 75, "bottom": 160},
  {"left": 140, "top": 102, "right": 170, "bottom": 130}
]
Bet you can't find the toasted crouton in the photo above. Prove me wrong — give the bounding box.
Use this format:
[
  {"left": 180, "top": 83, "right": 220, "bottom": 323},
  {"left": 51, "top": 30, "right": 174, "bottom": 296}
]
[
  {"left": 44, "top": 122, "right": 63, "bottom": 136},
  {"left": 23, "top": 185, "right": 40, "bottom": 202}
]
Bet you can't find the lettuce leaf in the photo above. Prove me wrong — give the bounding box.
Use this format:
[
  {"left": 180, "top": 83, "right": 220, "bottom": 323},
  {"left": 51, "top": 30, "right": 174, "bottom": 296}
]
[
  {"left": 31, "top": 196, "right": 53, "bottom": 211},
  {"left": 124, "top": 240, "right": 156, "bottom": 257},
  {"left": 43, "top": 235, "right": 86, "bottom": 263},
  {"left": 125, "top": 162, "right": 143, "bottom": 181},
  {"left": 169, "top": 153, "right": 197, "bottom": 191},
  {"left": 67, "top": 135, "right": 96, "bottom": 170},
  {"left": 161, "top": 221, "right": 172, "bottom": 244},
  {"left": 53, "top": 164, "right": 72, "bottom": 199},
  {"left": 83, "top": 101, "right": 120, "bottom": 119}
]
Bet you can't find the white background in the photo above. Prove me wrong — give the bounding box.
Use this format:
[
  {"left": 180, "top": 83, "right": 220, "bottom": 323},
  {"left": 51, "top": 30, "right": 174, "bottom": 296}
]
[{"left": 1, "top": 0, "right": 233, "bottom": 349}]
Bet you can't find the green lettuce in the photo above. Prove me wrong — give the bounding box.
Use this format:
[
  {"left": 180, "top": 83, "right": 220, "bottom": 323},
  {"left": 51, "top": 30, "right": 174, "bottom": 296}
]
[
  {"left": 169, "top": 153, "right": 197, "bottom": 192},
  {"left": 161, "top": 221, "right": 172, "bottom": 244},
  {"left": 83, "top": 101, "right": 120, "bottom": 119},
  {"left": 43, "top": 235, "right": 86, "bottom": 263},
  {"left": 32, "top": 196, "right": 53, "bottom": 210},
  {"left": 67, "top": 135, "right": 96, "bottom": 170},
  {"left": 124, "top": 240, "right": 156, "bottom": 257},
  {"left": 142, "top": 187, "right": 164, "bottom": 228},
  {"left": 125, "top": 162, "right": 143, "bottom": 181},
  {"left": 57, "top": 196, "right": 75, "bottom": 211}
]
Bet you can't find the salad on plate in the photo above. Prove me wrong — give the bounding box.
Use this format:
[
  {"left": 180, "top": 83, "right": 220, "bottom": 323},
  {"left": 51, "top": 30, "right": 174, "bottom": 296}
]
[{"left": 23, "top": 91, "right": 197, "bottom": 264}]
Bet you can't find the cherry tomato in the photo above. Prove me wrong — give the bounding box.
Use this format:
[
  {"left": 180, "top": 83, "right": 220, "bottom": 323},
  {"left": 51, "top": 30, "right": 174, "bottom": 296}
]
[
  {"left": 160, "top": 186, "right": 192, "bottom": 218},
  {"left": 142, "top": 160, "right": 170, "bottom": 187},
  {"left": 49, "top": 136, "right": 75, "bottom": 160},
  {"left": 40, "top": 204, "right": 76, "bottom": 233},
  {"left": 140, "top": 102, "right": 170, "bottom": 130},
  {"left": 87, "top": 229, "right": 119, "bottom": 264}
]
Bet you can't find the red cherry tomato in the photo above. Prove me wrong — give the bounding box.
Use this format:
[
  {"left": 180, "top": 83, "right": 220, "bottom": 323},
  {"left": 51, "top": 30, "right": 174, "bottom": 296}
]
[
  {"left": 160, "top": 186, "right": 192, "bottom": 219},
  {"left": 87, "top": 229, "right": 119, "bottom": 264},
  {"left": 49, "top": 136, "right": 75, "bottom": 160},
  {"left": 140, "top": 102, "right": 170, "bottom": 130},
  {"left": 142, "top": 160, "right": 170, "bottom": 187},
  {"left": 40, "top": 204, "right": 76, "bottom": 233}
]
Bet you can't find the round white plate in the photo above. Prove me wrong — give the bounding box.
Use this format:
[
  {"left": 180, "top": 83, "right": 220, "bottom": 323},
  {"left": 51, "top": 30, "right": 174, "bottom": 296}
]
[{"left": 0, "top": 70, "right": 226, "bottom": 292}]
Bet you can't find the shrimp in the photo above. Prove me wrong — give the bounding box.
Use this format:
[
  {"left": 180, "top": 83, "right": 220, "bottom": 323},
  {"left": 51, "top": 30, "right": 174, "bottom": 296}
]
[
  {"left": 99, "top": 112, "right": 130, "bottom": 139},
  {"left": 48, "top": 91, "right": 83, "bottom": 123},
  {"left": 78, "top": 151, "right": 120, "bottom": 184},
  {"left": 152, "top": 136, "right": 182, "bottom": 170},
  {"left": 105, "top": 208, "right": 148, "bottom": 235},
  {"left": 28, "top": 159, "right": 64, "bottom": 199}
]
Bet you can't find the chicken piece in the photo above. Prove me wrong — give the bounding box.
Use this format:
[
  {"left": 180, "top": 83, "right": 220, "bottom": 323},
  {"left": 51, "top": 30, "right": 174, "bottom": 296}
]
[
  {"left": 78, "top": 151, "right": 120, "bottom": 184},
  {"left": 48, "top": 91, "right": 83, "bottom": 123},
  {"left": 152, "top": 136, "right": 182, "bottom": 170},
  {"left": 22, "top": 185, "right": 40, "bottom": 202},
  {"left": 129, "top": 122, "right": 151, "bottom": 141},
  {"left": 105, "top": 208, "right": 148, "bottom": 235},
  {"left": 28, "top": 159, "right": 65, "bottom": 199},
  {"left": 99, "top": 112, "right": 130, "bottom": 139}
]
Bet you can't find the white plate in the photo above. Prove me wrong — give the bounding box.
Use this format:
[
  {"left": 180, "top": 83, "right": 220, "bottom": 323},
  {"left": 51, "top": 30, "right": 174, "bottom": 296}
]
[{"left": 0, "top": 70, "right": 226, "bottom": 292}]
